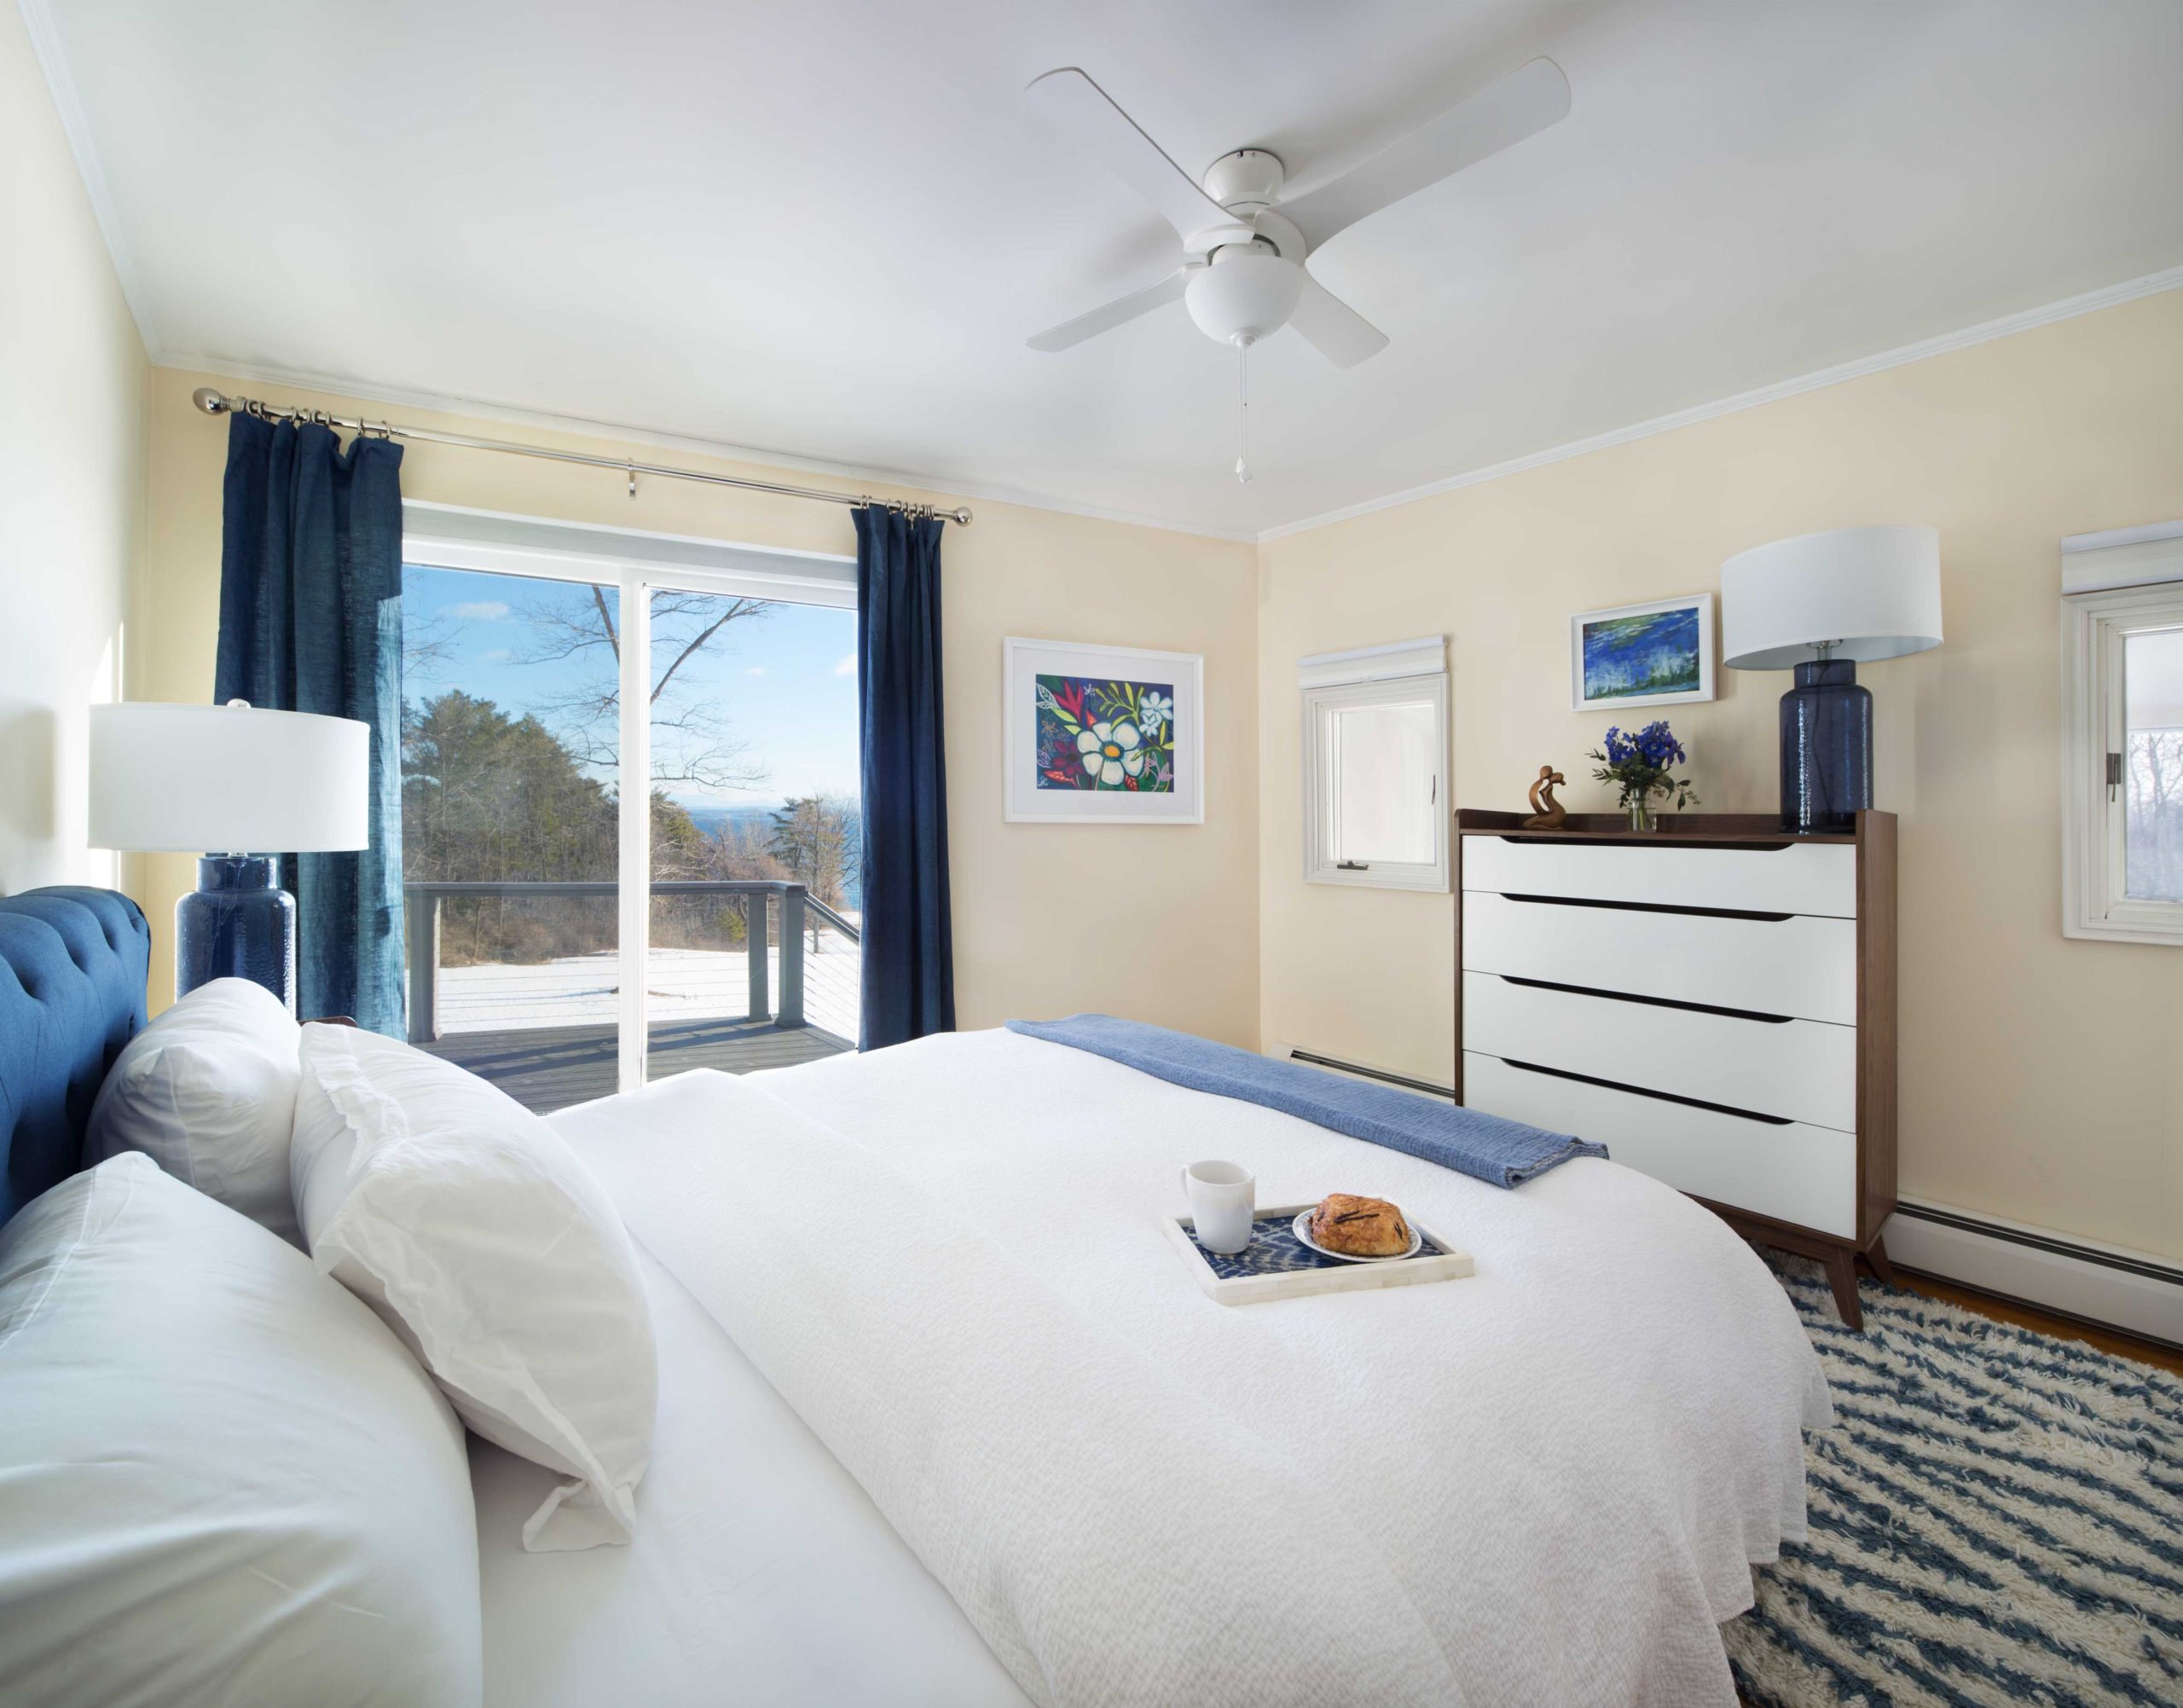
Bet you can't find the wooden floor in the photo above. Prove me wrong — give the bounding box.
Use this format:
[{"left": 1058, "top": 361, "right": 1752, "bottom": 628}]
[
  {"left": 1892, "top": 1267, "right": 2183, "bottom": 1375},
  {"left": 420, "top": 1016, "right": 852, "bottom": 1113}
]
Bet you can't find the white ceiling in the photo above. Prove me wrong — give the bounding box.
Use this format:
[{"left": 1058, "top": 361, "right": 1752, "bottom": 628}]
[{"left": 32, "top": 0, "right": 2183, "bottom": 538}]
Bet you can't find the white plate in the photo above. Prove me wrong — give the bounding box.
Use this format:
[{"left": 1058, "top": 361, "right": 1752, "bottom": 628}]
[{"left": 1291, "top": 1208, "right": 1422, "bottom": 1264}]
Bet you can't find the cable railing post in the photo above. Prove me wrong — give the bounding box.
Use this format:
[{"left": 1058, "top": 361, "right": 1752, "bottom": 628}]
[
  {"left": 406, "top": 889, "right": 439, "bottom": 1044},
  {"left": 779, "top": 885, "right": 806, "bottom": 1028},
  {"left": 746, "top": 889, "right": 770, "bottom": 1022}
]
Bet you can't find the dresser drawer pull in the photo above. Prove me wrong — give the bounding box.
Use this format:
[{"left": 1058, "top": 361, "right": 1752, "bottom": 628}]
[
  {"left": 1496, "top": 835, "right": 1806, "bottom": 854},
  {"left": 1497, "top": 1057, "right": 1796, "bottom": 1126},
  {"left": 1496, "top": 974, "right": 1795, "bottom": 1026},
  {"left": 1501, "top": 892, "right": 1794, "bottom": 924}
]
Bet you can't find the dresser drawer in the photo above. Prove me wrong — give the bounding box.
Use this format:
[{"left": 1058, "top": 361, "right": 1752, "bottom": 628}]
[
  {"left": 1461, "top": 835, "right": 1856, "bottom": 918},
  {"left": 1463, "top": 1053, "right": 1856, "bottom": 1238},
  {"left": 1461, "top": 971, "right": 1856, "bottom": 1131},
  {"left": 1462, "top": 891, "right": 1858, "bottom": 1025}
]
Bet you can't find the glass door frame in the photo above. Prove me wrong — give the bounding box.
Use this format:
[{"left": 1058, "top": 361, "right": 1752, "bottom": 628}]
[{"left": 402, "top": 508, "right": 856, "bottom": 1092}]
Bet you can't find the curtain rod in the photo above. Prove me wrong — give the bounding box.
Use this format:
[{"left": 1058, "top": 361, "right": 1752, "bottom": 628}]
[{"left": 189, "top": 387, "right": 971, "bottom": 526}]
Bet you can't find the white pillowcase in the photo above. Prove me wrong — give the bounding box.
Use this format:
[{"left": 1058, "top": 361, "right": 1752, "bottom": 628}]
[
  {"left": 0, "top": 1153, "right": 482, "bottom": 1708},
  {"left": 292, "top": 1022, "right": 657, "bottom": 1552},
  {"left": 84, "top": 976, "right": 304, "bottom": 1245}
]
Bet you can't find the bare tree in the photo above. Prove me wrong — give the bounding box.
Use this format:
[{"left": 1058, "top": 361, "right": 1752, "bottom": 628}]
[
  {"left": 402, "top": 607, "right": 472, "bottom": 682},
  {"left": 2126, "top": 729, "right": 2183, "bottom": 899},
  {"left": 512, "top": 589, "right": 771, "bottom": 794}
]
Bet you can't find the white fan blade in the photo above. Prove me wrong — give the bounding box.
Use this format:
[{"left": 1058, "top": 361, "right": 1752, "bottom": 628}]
[
  {"left": 1288, "top": 270, "right": 1388, "bottom": 368},
  {"left": 1025, "top": 269, "right": 1189, "bottom": 352},
  {"left": 1278, "top": 57, "right": 1570, "bottom": 250},
  {"left": 1025, "top": 68, "right": 1231, "bottom": 246}
]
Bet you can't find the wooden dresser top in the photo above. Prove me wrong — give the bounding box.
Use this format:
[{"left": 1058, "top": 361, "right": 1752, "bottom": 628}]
[{"left": 1454, "top": 808, "right": 1890, "bottom": 847}]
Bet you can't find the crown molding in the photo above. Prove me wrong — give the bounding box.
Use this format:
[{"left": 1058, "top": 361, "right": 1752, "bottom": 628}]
[
  {"left": 1256, "top": 264, "right": 2183, "bottom": 544},
  {"left": 156, "top": 353, "right": 1260, "bottom": 546},
  {"left": 16, "top": 0, "right": 162, "bottom": 361}
]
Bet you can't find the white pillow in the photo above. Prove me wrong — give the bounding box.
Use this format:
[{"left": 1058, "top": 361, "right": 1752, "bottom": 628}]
[
  {"left": 0, "top": 1154, "right": 482, "bottom": 1708},
  {"left": 292, "top": 1022, "right": 657, "bottom": 1552},
  {"left": 84, "top": 976, "right": 303, "bottom": 1244}
]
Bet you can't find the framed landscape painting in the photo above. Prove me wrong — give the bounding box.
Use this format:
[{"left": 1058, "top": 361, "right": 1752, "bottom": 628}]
[
  {"left": 1570, "top": 593, "right": 1715, "bottom": 711},
  {"left": 1004, "top": 638, "right": 1204, "bottom": 823}
]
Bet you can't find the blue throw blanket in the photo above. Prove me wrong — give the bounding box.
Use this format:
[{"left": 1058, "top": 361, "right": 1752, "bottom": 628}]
[{"left": 1005, "top": 1015, "right": 1606, "bottom": 1189}]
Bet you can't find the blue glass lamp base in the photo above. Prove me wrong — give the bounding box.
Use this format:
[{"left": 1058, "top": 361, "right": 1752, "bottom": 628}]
[
  {"left": 175, "top": 855, "right": 298, "bottom": 1013},
  {"left": 1779, "top": 661, "right": 1873, "bottom": 836}
]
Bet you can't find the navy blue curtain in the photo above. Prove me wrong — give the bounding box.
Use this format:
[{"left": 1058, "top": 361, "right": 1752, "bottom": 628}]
[
  {"left": 213, "top": 414, "right": 406, "bottom": 1035},
  {"left": 854, "top": 506, "right": 954, "bottom": 1050}
]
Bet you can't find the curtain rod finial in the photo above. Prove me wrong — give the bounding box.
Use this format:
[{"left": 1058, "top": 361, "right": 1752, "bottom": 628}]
[{"left": 192, "top": 387, "right": 229, "bottom": 415}]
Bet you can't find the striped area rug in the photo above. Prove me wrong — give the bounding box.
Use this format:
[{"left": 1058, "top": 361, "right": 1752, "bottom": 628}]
[{"left": 1724, "top": 1260, "right": 2183, "bottom": 1708}]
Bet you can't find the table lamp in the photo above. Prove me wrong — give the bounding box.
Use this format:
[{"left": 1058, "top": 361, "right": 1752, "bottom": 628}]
[
  {"left": 89, "top": 701, "right": 370, "bottom": 1010},
  {"left": 1720, "top": 525, "right": 1943, "bottom": 833}
]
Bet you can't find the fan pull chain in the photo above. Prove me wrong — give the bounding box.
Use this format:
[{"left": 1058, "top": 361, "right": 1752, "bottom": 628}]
[{"left": 1234, "top": 333, "right": 1254, "bottom": 485}]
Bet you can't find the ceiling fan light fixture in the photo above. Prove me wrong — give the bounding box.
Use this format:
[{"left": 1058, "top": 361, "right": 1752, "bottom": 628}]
[{"left": 1184, "top": 244, "right": 1304, "bottom": 347}]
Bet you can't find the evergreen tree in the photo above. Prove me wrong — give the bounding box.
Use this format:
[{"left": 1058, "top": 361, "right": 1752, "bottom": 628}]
[{"left": 766, "top": 795, "right": 858, "bottom": 950}]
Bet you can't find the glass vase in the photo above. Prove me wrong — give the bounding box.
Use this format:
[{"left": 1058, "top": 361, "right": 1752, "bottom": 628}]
[{"left": 1625, "top": 799, "right": 1657, "bottom": 833}]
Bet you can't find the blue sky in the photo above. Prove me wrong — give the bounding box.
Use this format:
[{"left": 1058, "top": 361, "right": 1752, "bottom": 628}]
[{"left": 402, "top": 565, "right": 860, "bottom": 808}]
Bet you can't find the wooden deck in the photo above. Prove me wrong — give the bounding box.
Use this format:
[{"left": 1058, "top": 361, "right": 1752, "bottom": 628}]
[{"left": 420, "top": 1016, "right": 852, "bottom": 1113}]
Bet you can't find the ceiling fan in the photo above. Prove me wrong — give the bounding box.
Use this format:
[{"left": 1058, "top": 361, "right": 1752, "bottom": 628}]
[{"left": 1022, "top": 58, "right": 1571, "bottom": 480}]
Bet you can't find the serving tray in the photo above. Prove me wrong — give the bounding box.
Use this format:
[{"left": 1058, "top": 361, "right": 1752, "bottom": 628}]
[{"left": 1165, "top": 1202, "right": 1474, "bottom": 1306}]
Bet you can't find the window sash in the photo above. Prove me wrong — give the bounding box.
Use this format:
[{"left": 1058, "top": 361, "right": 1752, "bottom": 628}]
[
  {"left": 1300, "top": 675, "right": 1449, "bottom": 892},
  {"left": 2063, "top": 582, "right": 2183, "bottom": 944}
]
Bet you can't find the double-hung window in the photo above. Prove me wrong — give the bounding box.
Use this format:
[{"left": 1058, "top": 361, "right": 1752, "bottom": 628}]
[{"left": 2060, "top": 524, "right": 2183, "bottom": 945}]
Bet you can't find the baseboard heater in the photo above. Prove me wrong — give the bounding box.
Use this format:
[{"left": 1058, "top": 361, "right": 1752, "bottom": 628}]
[
  {"left": 1885, "top": 1201, "right": 2183, "bottom": 1353},
  {"left": 1286, "top": 1048, "right": 1453, "bottom": 1100},
  {"left": 1289, "top": 1048, "right": 2181, "bottom": 1353}
]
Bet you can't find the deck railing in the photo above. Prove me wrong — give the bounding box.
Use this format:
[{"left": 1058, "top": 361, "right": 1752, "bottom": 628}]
[{"left": 403, "top": 879, "right": 857, "bottom": 1044}]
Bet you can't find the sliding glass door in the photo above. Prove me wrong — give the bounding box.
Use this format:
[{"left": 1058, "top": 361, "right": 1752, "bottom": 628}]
[
  {"left": 401, "top": 563, "right": 622, "bottom": 1111},
  {"left": 643, "top": 588, "right": 861, "bottom": 1087},
  {"left": 400, "top": 519, "right": 856, "bottom": 1110}
]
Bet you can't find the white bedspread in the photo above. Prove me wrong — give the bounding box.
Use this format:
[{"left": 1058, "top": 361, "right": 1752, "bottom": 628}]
[
  {"left": 570, "top": 1029, "right": 1830, "bottom": 1707},
  {"left": 473, "top": 1245, "right": 1030, "bottom": 1707}
]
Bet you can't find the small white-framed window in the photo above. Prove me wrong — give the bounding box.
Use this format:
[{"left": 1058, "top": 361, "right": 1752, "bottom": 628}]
[
  {"left": 2060, "top": 523, "right": 2183, "bottom": 945},
  {"left": 1300, "top": 638, "right": 1448, "bottom": 892}
]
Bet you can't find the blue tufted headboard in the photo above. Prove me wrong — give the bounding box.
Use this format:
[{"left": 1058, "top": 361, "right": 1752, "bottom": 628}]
[{"left": 0, "top": 888, "right": 150, "bottom": 1226}]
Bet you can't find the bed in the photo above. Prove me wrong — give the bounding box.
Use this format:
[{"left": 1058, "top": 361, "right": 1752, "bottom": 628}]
[{"left": 0, "top": 887, "right": 1831, "bottom": 1708}]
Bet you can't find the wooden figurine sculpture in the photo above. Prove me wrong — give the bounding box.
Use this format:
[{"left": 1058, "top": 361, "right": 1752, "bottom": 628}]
[{"left": 1524, "top": 765, "right": 1567, "bottom": 829}]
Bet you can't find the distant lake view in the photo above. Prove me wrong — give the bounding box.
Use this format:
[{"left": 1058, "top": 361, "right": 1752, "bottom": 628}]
[{"left": 687, "top": 802, "right": 863, "bottom": 912}]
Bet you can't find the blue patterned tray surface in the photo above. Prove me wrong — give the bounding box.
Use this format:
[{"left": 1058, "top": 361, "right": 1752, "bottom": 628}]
[{"left": 1185, "top": 1212, "right": 1445, "bottom": 1282}]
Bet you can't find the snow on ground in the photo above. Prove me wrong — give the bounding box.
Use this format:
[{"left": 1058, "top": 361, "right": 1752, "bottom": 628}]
[{"left": 437, "top": 941, "right": 860, "bottom": 1043}]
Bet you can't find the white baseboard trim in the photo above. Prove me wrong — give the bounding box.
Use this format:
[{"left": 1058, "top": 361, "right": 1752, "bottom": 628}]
[{"left": 1884, "top": 1200, "right": 2183, "bottom": 1351}]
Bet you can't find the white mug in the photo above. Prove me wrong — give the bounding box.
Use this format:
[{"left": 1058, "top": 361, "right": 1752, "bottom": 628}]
[{"left": 1180, "top": 1160, "right": 1255, "bottom": 1255}]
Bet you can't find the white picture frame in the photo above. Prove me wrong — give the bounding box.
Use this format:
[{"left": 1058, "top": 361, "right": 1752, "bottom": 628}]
[
  {"left": 1570, "top": 593, "right": 1716, "bottom": 712},
  {"left": 1003, "top": 637, "right": 1204, "bottom": 824}
]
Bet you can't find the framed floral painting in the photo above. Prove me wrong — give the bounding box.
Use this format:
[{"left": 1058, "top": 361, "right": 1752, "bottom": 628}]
[{"left": 1003, "top": 638, "right": 1204, "bottom": 823}]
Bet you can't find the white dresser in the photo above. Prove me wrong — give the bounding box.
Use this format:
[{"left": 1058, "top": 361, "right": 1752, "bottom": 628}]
[{"left": 1455, "top": 810, "right": 1896, "bottom": 1327}]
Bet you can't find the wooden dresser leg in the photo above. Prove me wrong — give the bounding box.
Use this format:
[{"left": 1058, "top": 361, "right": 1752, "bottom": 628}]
[
  {"left": 1861, "top": 1235, "right": 1896, "bottom": 1289},
  {"left": 1823, "top": 1248, "right": 1864, "bottom": 1330}
]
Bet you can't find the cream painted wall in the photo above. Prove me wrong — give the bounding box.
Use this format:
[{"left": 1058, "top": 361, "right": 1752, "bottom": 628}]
[
  {"left": 1259, "top": 289, "right": 2183, "bottom": 1261},
  {"left": 134, "top": 367, "right": 1260, "bottom": 1041},
  {"left": 1, "top": 4, "right": 146, "bottom": 892}
]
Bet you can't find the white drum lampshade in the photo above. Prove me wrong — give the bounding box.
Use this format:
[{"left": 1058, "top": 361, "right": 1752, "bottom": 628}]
[
  {"left": 1720, "top": 525, "right": 1944, "bottom": 670},
  {"left": 1718, "top": 525, "right": 1943, "bottom": 834},
  {"left": 89, "top": 702, "right": 371, "bottom": 1010},
  {"left": 89, "top": 702, "right": 368, "bottom": 854}
]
